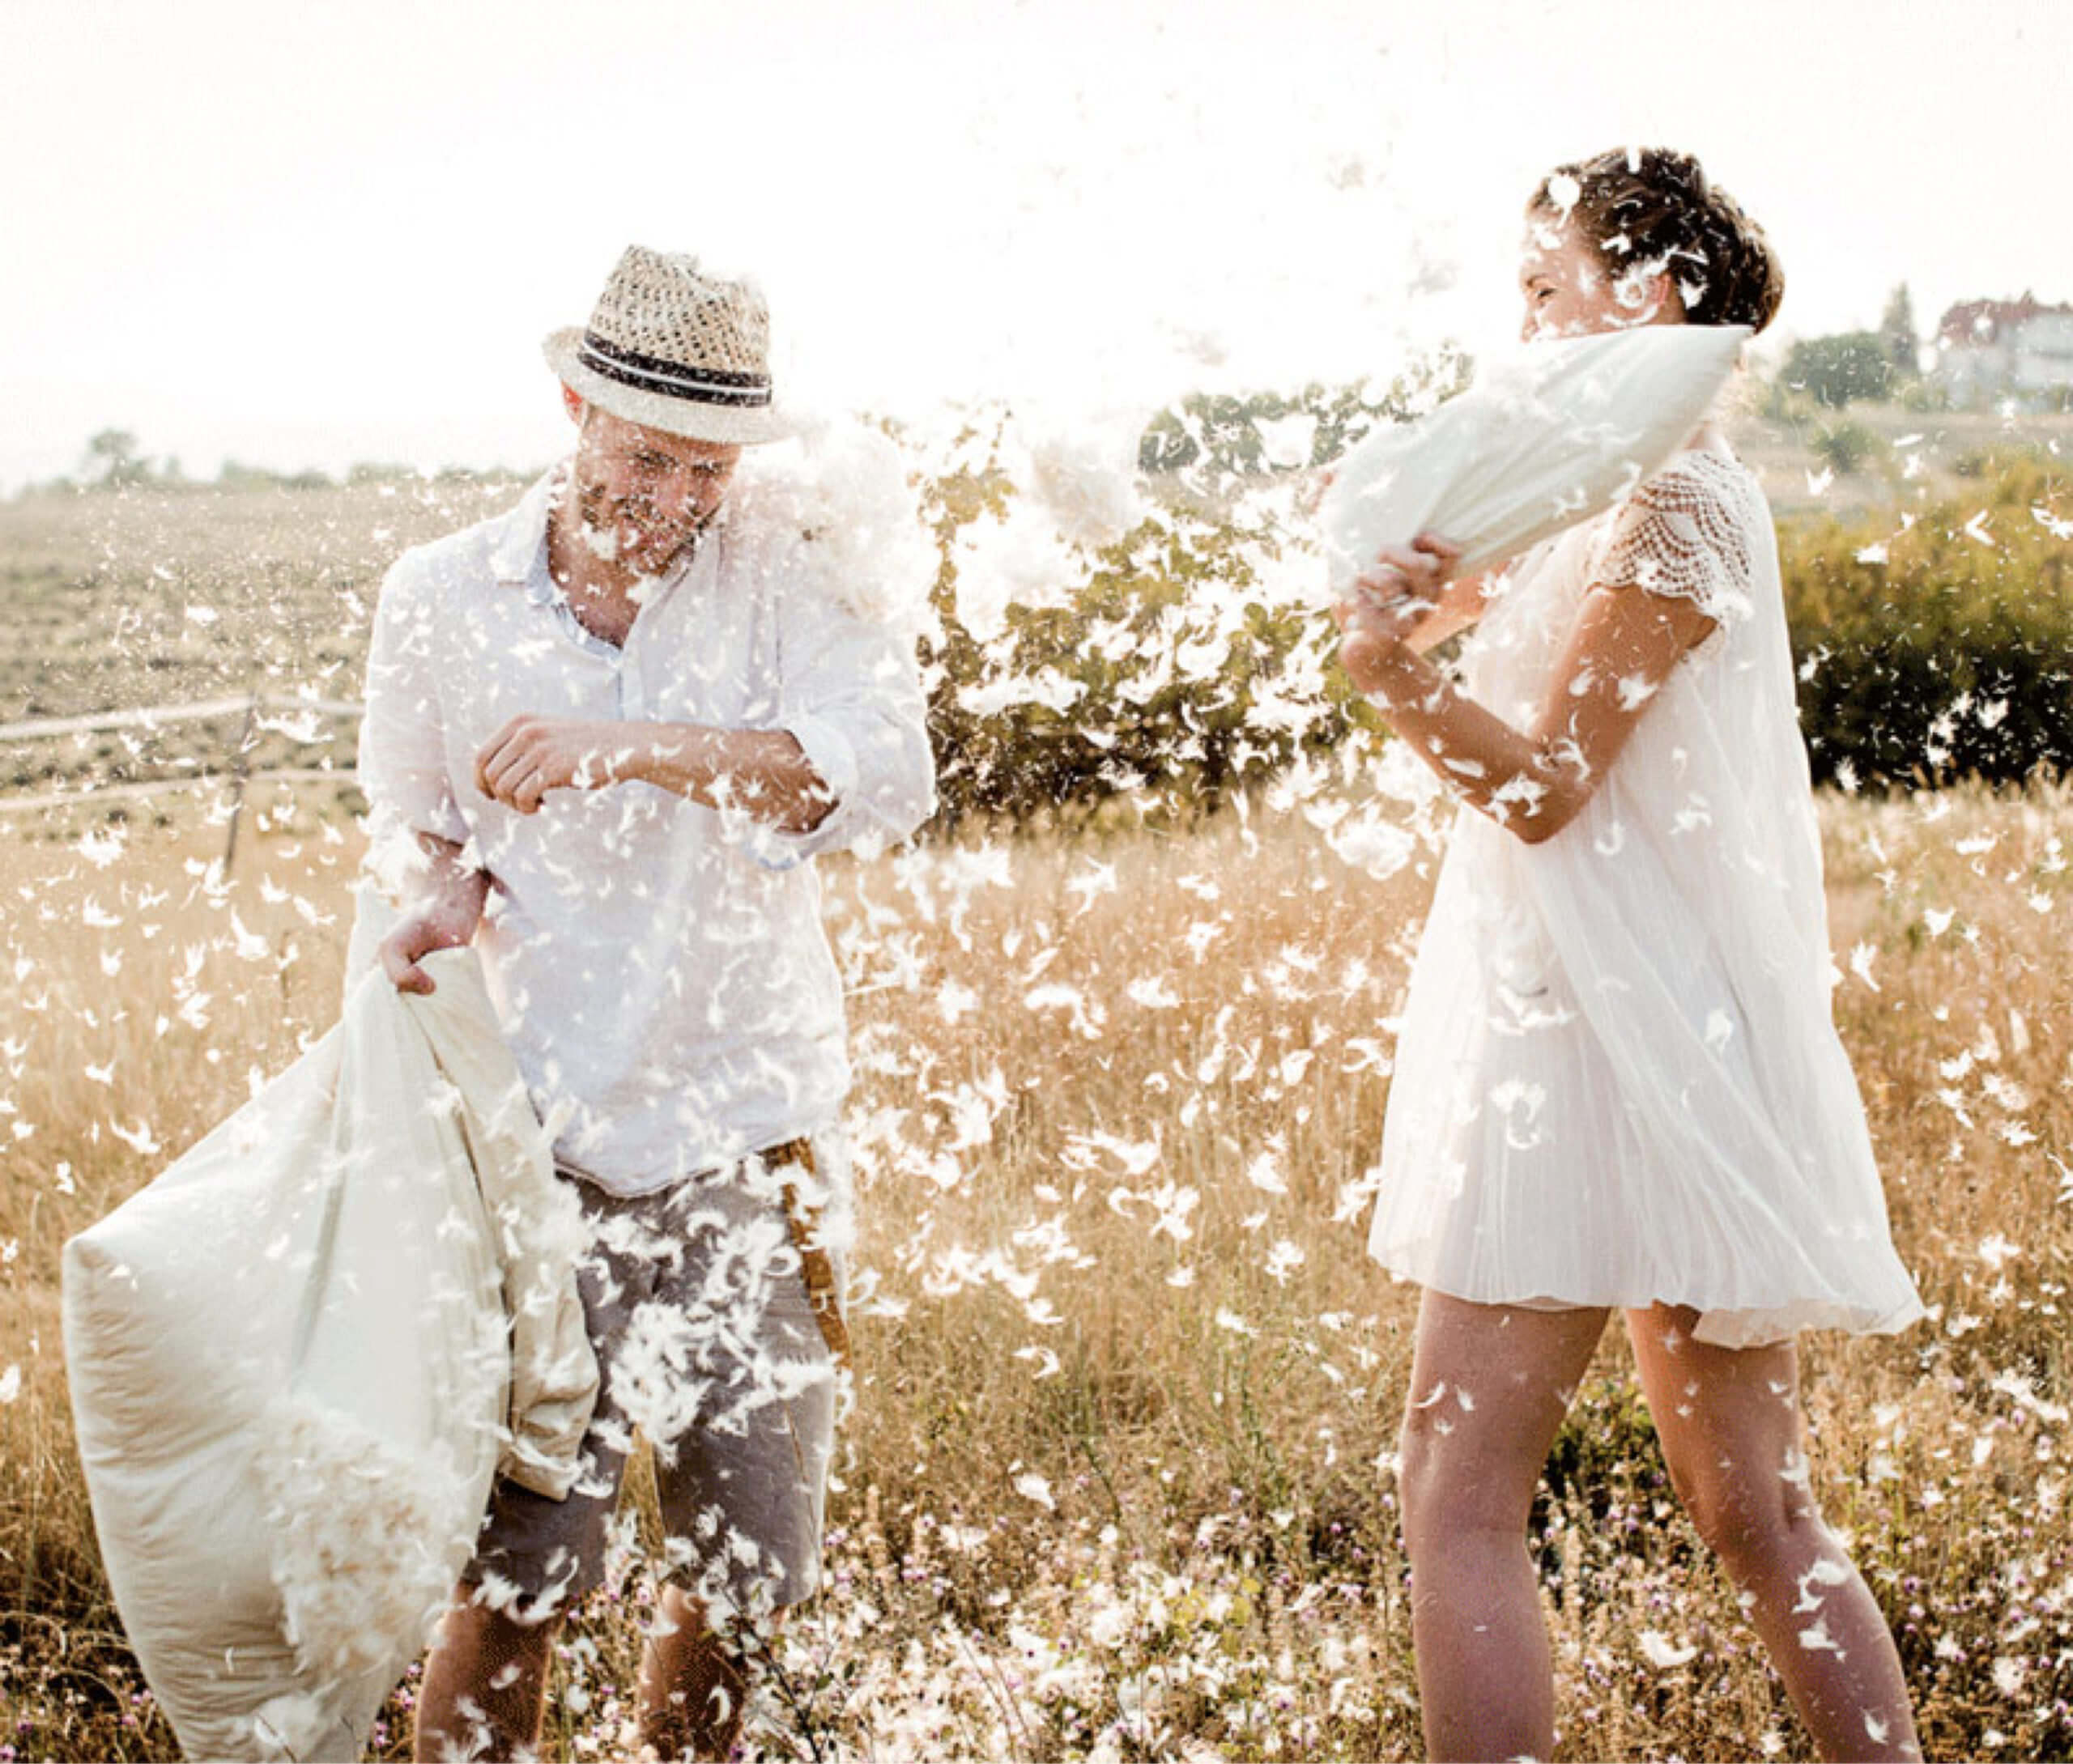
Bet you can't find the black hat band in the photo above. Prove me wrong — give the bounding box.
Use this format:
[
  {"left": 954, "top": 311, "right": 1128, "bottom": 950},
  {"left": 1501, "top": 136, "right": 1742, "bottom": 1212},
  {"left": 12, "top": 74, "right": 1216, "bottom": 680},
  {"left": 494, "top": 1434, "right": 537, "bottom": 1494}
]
[{"left": 577, "top": 331, "right": 773, "bottom": 408}]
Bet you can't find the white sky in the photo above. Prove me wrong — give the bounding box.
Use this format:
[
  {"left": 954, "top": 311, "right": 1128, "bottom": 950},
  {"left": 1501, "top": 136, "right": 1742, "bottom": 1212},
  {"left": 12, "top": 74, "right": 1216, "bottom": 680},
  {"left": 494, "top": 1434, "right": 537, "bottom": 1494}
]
[{"left": 5, "top": 0, "right": 2069, "bottom": 489}]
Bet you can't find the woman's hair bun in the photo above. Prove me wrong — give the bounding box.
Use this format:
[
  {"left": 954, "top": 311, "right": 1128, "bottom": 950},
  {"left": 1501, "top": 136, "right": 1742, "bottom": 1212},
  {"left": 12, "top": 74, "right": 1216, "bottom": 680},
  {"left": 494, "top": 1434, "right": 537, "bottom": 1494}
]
[
  {"left": 1654, "top": 150, "right": 1709, "bottom": 202},
  {"left": 1530, "top": 147, "right": 1783, "bottom": 335}
]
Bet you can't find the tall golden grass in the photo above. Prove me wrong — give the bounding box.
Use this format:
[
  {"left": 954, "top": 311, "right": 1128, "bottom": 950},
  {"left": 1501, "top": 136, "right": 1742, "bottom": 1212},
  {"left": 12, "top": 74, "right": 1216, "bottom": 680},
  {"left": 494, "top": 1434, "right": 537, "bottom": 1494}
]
[{"left": 2, "top": 774, "right": 2070, "bottom": 1760}]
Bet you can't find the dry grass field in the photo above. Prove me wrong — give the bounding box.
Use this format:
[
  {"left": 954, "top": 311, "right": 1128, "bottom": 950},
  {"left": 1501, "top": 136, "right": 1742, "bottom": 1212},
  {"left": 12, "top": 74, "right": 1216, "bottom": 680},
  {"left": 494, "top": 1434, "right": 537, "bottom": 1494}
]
[
  {"left": 0, "top": 477, "right": 516, "bottom": 799},
  {"left": 1, "top": 771, "right": 2069, "bottom": 1762},
  {"left": 2, "top": 460, "right": 2071, "bottom": 1761}
]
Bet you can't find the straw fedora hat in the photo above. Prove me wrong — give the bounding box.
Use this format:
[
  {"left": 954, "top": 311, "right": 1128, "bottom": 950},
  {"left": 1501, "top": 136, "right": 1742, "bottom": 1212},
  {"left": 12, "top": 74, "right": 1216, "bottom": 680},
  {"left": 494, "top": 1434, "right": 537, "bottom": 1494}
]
[{"left": 543, "top": 247, "right": 797, "bottom": 445}]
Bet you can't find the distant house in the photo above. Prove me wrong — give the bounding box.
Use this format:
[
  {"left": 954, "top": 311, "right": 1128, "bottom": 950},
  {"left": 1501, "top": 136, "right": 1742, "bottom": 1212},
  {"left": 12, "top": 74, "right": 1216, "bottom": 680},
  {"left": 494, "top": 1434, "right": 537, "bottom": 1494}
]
[{"left": 1932, "top": 294, "right": 2073, "bottom": 409}]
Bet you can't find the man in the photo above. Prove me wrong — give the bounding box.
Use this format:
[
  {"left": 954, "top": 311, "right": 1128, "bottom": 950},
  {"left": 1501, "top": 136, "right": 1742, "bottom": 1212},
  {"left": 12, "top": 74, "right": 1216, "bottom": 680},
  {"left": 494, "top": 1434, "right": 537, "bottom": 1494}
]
[{"left": 355, "top": 246, "right": 935, "bottom": 1762}]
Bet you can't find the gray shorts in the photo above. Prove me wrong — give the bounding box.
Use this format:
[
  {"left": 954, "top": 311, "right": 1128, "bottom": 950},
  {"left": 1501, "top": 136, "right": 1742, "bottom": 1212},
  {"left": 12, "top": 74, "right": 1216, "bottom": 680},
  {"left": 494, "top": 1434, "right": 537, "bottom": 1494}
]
[{"left": 463, "top": 1132, "right": 851, "bottom": 1626}]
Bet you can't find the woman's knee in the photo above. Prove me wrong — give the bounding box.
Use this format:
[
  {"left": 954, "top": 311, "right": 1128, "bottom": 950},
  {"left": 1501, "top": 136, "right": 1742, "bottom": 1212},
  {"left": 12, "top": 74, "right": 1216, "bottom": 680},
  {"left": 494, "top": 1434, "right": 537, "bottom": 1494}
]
[
  {"left": 1673, "top": 1465, "right": 1826, "bottom": 1579},
  {"left": 1397, "top": 1409, "right": 1526, "bottom": 1562},
  {"left": 1395, "top": 1410, "right": 1446, "bottom": 1554}
]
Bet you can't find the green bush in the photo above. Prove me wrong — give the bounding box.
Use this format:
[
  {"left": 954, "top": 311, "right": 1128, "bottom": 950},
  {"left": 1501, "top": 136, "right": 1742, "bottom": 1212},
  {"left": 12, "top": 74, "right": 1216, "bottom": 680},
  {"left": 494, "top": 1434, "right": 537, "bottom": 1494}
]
[
  {"left": 1781, "top": 330, "right": 1895, "bottom": 409},
  {"left": 917, "top": 451, "right": 1367, "bottom": 828},
  {"left": 915, "top": 419, "right": 2070, "bottom": 822},
  {"left": 1781, "top": 451, "right": 2073, "bottom": 786},
  {"left": 1810, "top": 418, "right": 1885, "bottom": 478},
  {"left": 913, "top": 359, "right": 1483, "bottom": 826}
]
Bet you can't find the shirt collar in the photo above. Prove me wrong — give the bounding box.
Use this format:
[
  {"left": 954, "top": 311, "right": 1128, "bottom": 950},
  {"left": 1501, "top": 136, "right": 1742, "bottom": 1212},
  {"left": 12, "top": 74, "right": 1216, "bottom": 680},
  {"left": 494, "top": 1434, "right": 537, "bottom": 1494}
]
[{"left": 490, "top": 460, "right": 569, "bottom": 587}]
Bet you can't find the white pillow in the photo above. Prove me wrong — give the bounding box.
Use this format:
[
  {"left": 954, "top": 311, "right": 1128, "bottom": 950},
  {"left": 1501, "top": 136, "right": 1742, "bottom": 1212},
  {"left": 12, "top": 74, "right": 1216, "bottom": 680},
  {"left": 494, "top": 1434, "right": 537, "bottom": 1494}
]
[
  {"left": 62, "top": 942, "right": 595, "bottom": 1762},
  {"left": 1318, "top": 324, "right": 1750, "bottom": 593}
]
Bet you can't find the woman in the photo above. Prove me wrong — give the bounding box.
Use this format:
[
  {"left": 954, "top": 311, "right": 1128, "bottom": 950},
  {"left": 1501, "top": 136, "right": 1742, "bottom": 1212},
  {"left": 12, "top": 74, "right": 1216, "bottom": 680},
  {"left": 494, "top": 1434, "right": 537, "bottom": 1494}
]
[{"left": 1336, "top": 147, "right": 1924, "bottom": 1762}]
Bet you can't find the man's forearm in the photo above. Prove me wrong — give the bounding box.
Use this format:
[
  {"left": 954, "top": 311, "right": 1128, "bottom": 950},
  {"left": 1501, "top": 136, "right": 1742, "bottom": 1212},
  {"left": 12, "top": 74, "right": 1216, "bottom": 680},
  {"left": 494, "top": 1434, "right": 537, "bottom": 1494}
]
[
  {"left": 406, "top": 829, "right": 492, "bottom": 928},
  {"left": 624, "top": 722, "right": 835, "bottom": 834}
]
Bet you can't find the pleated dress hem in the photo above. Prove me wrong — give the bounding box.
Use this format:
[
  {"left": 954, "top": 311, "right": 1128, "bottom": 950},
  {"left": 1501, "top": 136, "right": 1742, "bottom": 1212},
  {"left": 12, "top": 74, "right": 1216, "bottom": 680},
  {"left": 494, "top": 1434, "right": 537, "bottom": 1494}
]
[{"left": 1369, "top": 1241, "right": 1929, "bottom": 1349}]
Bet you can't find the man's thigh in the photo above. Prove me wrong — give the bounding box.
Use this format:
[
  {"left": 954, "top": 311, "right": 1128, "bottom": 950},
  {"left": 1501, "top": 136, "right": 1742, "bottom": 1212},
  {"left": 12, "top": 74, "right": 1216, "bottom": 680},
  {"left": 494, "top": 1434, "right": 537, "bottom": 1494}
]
[
  {"left": 653, "top": 1303, "right": 839, "bottom": 1622},
  {"left": 637, "top": 1136, "right": 849, "bottom": 1622}
]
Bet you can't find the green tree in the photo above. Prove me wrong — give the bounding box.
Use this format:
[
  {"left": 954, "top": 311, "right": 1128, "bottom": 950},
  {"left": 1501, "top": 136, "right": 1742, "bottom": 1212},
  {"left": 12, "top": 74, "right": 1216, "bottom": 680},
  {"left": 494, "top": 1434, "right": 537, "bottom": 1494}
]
[
  {"left": 1138, "top": 351, "right": 1474, "bottom": 480},
  {"left": 1782, "top": 331, "right": 1892, "bottom": 409},
  {"left": 82, "top": 428, "right": 151, "bottom": 489},
  {"left": 916, "top": 432, "right": 1371, "bottom": 827},
  {"left": 1879, "top": 284, "right": 1918, "bottom": 378}
]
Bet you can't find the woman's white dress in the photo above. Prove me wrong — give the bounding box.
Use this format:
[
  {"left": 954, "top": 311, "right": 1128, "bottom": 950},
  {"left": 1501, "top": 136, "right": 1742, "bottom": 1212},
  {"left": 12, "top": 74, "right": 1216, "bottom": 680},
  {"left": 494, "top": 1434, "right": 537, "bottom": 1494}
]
[{"left": 1365, "top": 447, "right": 1925, "bottom": 1347}]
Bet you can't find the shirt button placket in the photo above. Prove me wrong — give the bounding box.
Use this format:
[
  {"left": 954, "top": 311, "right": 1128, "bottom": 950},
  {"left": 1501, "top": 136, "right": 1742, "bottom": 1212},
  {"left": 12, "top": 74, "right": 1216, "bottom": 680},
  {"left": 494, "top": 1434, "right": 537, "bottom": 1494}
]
[{"left": 619, "top": 631, "right": 641, "bottom": 722}]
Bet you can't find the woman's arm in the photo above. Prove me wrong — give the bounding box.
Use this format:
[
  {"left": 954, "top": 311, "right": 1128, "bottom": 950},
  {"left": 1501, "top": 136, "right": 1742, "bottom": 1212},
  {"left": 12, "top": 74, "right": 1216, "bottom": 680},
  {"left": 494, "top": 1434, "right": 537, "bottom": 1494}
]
[
  {"left": 1340, "top": 578, "right": 1716, "bottom": 844},
  {"left": 1399, "top": 568, "right": 1496, "bottom": 654}
]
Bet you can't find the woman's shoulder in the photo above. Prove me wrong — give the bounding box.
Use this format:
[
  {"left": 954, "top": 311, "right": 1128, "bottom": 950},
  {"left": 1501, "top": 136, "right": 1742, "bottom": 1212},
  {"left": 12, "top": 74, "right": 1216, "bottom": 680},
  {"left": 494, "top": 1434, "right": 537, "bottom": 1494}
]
[
  {"left": 1590, "top": 446, "right": 1767, "bottom": 624},
  {"left": 1631, "top": 444, "right": 1766, "bottom": 517}
]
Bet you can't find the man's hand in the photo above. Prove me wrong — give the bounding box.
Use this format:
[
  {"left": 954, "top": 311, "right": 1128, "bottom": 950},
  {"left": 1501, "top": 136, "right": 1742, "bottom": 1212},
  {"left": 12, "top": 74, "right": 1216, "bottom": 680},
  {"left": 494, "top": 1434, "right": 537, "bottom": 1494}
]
[
  {"left": 377, "top": 830, "right": 491, "bottom": 994},
  {"left": 475, "top": 714, "right": 634, "bottom": 814},
  {"left": 471, "top": 714, "right": 839, "bottom": 831},
  {"left": 378, "top": 898, "right": 483, "bottom": 996}
]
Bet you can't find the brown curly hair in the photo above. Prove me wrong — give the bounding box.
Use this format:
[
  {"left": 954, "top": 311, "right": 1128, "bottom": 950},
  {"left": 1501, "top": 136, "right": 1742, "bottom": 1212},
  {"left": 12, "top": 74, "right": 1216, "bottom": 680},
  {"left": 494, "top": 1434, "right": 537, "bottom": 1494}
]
[{"left": 1529, "top": 147, "right": 1784, "bottom": 334}]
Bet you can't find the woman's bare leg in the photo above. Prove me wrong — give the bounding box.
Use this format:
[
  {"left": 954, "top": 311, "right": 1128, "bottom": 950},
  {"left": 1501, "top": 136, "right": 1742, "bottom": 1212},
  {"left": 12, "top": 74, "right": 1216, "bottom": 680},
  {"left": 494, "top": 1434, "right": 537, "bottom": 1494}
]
[
  {"left": 1626, "top": 1304, "right": 1921, "bottom": 1762},
  {"left": 1398, "top": 1289, "right": 1611, "bottom": 1762}
]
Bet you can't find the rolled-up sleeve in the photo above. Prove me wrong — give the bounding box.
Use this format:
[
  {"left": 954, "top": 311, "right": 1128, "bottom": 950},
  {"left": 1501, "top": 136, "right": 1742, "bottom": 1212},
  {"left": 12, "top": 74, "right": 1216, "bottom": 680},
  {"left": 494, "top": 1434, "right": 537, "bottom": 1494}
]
[
  {"left": 358, "top": 554, "right": 472, "bottom": 856},
  {"left": 752, "top": 579, "right": 936, "bottom": 869}
]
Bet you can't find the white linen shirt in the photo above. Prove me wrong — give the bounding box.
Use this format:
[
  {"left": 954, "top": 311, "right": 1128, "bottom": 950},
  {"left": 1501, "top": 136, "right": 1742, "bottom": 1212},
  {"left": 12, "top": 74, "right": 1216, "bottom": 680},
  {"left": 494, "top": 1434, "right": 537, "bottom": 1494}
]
[{"left": 356, "top": 461, "right": 936, "bottom": 1197}]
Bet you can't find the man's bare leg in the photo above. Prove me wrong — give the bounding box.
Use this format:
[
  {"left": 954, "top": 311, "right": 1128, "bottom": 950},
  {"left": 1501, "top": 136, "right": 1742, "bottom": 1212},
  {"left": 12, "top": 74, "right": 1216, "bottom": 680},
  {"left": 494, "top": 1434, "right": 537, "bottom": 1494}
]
[
  {"left": 415, "top": 1579, "right": 564, "bottom": 1762},
  {"left": 636, "top": 1583, "right": 772, "bottom": 1762}
]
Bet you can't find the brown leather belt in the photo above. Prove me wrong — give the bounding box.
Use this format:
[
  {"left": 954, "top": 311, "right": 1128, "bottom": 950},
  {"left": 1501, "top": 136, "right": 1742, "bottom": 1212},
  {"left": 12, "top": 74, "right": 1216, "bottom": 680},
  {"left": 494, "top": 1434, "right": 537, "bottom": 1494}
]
[{"left": 760, "top": 1137, "right": 852, "bottom": 1374}]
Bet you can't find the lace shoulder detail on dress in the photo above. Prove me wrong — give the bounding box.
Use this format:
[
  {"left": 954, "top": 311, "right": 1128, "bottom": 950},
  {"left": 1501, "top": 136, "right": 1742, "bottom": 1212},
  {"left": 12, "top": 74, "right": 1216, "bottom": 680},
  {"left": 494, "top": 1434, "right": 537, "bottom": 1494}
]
[{"left": 1593, "top": 451, "right": 1760, "bottom": 626}]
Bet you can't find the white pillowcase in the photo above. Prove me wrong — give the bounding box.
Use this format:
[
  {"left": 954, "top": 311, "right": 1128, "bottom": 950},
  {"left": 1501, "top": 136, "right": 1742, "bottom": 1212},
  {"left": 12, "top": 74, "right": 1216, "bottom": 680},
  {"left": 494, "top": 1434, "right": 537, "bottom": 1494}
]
[
  {"left": 62, "top": 936, "right": 597, "bottom": 1762},
  {"left": 1318, "top": 324, "right": 1750, "bottom": 593}
]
